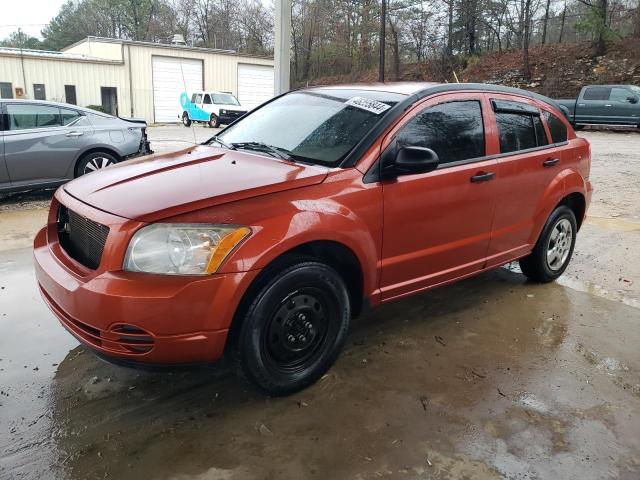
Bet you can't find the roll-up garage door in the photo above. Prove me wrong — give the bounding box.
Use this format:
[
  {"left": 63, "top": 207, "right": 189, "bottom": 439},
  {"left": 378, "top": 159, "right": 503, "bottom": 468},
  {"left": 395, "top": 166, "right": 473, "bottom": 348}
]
[
  {"left": 152, "top": 56, "right": 203, "bottom": 123},
  {"left": 237, "top": 64, "right": 275, "bottom": 110}
]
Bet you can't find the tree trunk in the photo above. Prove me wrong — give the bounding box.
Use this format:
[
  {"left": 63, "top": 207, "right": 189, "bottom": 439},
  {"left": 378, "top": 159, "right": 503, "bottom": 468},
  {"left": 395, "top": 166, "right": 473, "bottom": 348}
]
[
  {"left": 635, "top": 0, "right": 640, "bottom": 38},
  {"left": 541, "top": 0, "right": 551, "bottom": 44},
  {"left": 447, "top": 0, "right": 453, "bottom": 56},
  {"left": 595, "top": 0, "right": 608, "bottom": 55},
  {"left": 523, "top": 0, "right": 532, "bottom": 80},
  {"left": 558, "top": 3, "right": 567, "bottom": 43}
]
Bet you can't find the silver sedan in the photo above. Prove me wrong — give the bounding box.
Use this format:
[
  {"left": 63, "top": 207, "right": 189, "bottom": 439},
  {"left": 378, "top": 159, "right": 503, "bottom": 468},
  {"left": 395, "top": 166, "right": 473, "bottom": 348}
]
[{"left": 0, "top": 100, "right": 151, "bottom": 193}]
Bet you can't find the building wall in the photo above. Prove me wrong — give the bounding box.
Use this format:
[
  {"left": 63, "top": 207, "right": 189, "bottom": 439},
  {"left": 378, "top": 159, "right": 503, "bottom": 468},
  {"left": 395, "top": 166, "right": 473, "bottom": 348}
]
[
  {"left": 125, "top": 43, "right": 274, "bottom": 122},
  {"left": 0, "top": 54, "right": 130, "bottom": 114},
  {"left": 1, "top": 40, "right": 274, "bottom": 123}
]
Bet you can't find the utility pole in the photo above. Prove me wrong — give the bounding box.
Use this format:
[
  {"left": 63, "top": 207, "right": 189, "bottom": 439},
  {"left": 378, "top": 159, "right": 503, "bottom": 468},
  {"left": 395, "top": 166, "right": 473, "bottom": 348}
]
[
  {"left": 274, "top": 0, "right": 292, "bottom": 95},
  {"left": 379, "top": 0, "right": 386, "bottom": 82}
]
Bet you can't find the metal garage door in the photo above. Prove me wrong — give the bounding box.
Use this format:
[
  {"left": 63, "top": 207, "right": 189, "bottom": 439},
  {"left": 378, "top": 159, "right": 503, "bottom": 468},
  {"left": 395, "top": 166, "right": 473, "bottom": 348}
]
[
  {"left": 237, "top": 64, "right": 274, "bottom": 110},
  {"left": 152, "top": 56, "right": 203, "bottom": 123}
]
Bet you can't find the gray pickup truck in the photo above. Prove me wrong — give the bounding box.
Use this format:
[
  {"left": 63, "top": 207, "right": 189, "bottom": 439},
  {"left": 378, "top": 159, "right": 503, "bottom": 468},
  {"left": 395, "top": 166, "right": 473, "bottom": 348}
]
[{"left": 556, "top": 85, "right": 640, "bottom": 129}]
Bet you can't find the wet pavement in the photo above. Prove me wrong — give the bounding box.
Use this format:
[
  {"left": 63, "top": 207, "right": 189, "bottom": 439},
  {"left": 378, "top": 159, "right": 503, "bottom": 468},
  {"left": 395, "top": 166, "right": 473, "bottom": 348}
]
[{"left": 1, "top": 128, "right": 639, "bottom": 480}]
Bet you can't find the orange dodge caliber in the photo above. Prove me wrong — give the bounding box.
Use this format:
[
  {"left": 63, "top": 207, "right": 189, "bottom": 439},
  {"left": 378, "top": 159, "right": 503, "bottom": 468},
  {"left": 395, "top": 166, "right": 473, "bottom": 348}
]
[{"left": 34, "top": 83, "right": 592, "bottom": 395}]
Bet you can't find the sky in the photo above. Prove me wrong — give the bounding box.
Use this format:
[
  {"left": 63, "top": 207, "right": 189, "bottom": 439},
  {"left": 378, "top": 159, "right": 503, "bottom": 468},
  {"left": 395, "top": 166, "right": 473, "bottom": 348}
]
[{"left": 0, "top": 0, "right": 68, "bottom": 39}]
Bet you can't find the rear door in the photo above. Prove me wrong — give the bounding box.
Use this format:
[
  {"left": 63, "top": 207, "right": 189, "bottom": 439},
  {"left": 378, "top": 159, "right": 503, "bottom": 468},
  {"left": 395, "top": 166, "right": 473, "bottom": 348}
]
[
  {"left": 577, "top": 86, "right": 611, "bottom": 124},
  {"left": 485, "top": 95, "right": 567, "bottom": 267},
  {"left": 380, "top": 93, "right": 498, "bottom": 299},
  {"left": 3, "top": 103, "right": 92, "bottom": 186}
]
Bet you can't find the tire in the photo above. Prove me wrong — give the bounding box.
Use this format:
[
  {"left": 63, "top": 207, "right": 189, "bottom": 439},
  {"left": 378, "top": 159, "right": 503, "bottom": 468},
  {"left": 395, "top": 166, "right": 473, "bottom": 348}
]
[
  {"left": 182, "top": 112, "right": 191, "bottom": 127},
  {"left": 75, "top": 151, "right": 118, "bottom": 177},
  {"left": 208, "top": 114, "right": 221, "bottom": 128},
  {"left": 233, "top": 258, "right": 350, "bottom": 396},
  {"left": 519, "top": 205, "right": 577, "bottom": 283}
]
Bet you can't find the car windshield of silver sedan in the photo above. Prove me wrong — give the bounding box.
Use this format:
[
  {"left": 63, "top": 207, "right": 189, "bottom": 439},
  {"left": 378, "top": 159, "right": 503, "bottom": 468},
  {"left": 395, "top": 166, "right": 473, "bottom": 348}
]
[{"left": 209, "top": 89, "right": 404, "bottom": 166}]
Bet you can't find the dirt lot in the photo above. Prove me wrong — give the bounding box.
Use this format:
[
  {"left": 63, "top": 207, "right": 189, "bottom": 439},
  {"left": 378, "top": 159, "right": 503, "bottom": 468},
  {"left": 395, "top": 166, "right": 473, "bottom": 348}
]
[{"left": 0, "top": 127, "right": 639, "bottom": 480}]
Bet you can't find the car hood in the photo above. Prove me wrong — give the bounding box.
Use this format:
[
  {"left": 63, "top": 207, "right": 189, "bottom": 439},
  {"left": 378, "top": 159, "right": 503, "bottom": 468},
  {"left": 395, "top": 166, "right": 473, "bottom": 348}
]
[
  {"left": 64, "top": 146, "right": 329, "bottom": 222},
  {"left": 218, "top": 104, "right": 246, "bottom": 112}
]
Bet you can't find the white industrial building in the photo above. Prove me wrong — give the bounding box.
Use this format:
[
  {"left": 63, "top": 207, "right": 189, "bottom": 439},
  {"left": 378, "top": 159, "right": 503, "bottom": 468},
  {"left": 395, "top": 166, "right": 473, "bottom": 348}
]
[{"left": 0, "top": 36, "right": 275, "bottom": 123}]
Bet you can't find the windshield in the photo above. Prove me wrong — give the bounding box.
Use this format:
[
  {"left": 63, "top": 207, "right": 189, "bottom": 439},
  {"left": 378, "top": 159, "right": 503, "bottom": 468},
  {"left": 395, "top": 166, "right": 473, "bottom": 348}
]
[
  {"left": 630, "top": 86, "right": 640, "bottom": 95},
  {"left": 213, "top": 94, "right": 240, "bottom": 105},
  {"left": 213, "top": 89, "right": 404, "bottom": 166}
]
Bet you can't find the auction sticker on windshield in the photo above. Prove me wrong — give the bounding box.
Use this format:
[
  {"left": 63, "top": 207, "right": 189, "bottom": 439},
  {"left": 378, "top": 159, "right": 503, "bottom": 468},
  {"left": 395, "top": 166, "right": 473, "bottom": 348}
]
[{"left": 345, "top": 96, "right": 392, "bottom": 115}]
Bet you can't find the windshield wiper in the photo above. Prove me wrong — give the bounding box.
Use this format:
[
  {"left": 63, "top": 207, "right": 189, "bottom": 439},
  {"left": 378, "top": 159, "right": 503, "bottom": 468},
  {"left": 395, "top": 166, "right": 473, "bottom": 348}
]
[
  {"left": 232, "top": 142, "right": 294, "bottom": 161},
  {"left": 206, "top": 135, "right": 236, "bottom": 150}
]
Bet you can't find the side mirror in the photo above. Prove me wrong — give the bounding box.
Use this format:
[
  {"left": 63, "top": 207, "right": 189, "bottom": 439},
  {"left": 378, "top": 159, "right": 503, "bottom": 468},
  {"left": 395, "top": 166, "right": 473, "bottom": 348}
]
[
  {"left": 394, "top": 146, "right": 440, "bottom": 175},
  {"left": 628, "top": 95, "right": 639, "bottom": 104}
]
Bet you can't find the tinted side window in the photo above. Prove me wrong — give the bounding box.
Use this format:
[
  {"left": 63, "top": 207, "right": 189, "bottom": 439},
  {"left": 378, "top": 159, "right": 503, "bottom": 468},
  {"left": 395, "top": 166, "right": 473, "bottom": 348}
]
[
  {"left": 395, "top": 100, "right": 485, "bottom": 164},
  {"left": 543, "top": 111, "right": 568, "bottom": 143},
  {"left": 203, "top": 94, "right": 212, "bottom": 104},
  {"left": 583, "top": 87, "right": 611, "bottom": 101},
  {"left": 194, "top": 94, "right": 203, "bottom": 104},
  {"left": 191, "top": 93, "right": 197, "bottom": 103},
  {"left": 609, "top": 87, "right": 632, "bottom": 102},
  {"left": 495, "top": 113, "right": 537, "bottom": 153},
  {"left": 60, "top": 108, "right": 82, "bottom": 126},
  {"left": 533, "top": 116, "right": 549, "bottom": 146},
  {"left": 7, "top": 104, "right": 61, "bottom": 130}
]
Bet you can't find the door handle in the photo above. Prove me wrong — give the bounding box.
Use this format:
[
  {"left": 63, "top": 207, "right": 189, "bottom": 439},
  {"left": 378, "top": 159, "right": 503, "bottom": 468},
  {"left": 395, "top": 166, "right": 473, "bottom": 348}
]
[
  {"left": 604, "top": 104, "right": 612, "bottom": 107},
  {"left": 66, "top": 131, "right": 83, "bottom": 137},
  {"left": 543, "top": 158, "right": 560, "bottom": 168},
  {"left": 470, "top": 171, "right": 496, "bottom": 183}
]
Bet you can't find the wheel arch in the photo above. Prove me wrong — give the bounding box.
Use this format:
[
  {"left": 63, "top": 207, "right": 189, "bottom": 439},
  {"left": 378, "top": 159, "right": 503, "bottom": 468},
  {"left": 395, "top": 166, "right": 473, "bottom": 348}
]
[
  {"left": 226, "top": 240, "right": 366, "bottom": 351},
  {"left": 558, "top": 191, "right": 586, "bottom": 230},
  {"left": 72, "top": 147, "right": 122, "bottom": 178}
]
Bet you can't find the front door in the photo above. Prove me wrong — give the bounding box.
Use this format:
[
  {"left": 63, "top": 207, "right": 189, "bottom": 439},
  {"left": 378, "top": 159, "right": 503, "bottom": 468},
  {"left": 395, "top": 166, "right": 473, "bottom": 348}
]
[
  {"left": 3, "top": 103, "right": 92, "bottom": 186},
  {"left": 380, "top": 94, "right": 497, "bottom": 300},
  {"left": 606, "top": 86, "right": 640, "bottom": 125}
]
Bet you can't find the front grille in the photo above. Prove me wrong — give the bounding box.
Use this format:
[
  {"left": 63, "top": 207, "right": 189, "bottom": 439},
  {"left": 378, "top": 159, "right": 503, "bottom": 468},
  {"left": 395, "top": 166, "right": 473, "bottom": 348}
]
[
  {"left": 224, "top": 111, "right": 246, "bottom": 119},
  {"left": 57, "top": 206, "right": 109, "bottom": 269}
]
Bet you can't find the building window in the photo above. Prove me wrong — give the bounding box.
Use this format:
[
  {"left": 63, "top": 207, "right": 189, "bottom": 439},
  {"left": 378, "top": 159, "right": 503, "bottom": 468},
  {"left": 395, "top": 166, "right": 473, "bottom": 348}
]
[
  {"left": 33, "top": 84, "right": 46, "bottom": 100},
  {"left": 65, "top": 85, "right": 77, "bottom": 105},
  {"left": 0, "top": 82, "right": 13, "bottom": 99}
]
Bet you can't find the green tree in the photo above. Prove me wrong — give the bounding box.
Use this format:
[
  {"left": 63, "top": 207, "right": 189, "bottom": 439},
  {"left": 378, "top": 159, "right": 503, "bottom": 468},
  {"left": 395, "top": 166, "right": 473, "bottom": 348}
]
[{"left": 0, "top": 29, "right": 44, "bottom": 49}]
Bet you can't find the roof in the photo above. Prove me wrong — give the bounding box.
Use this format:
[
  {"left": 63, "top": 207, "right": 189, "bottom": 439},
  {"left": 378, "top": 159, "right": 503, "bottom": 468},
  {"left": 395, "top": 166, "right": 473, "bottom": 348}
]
[
  {"left": 62, "top": 36, "right": 274, "bottom": 60},
  {"left": 0, "top": 46, "right": 122, "bottom": 64},
  {"left": 0, "top": 98, "right": 113, "bottom": 116},
  {"left": 313, "top": 82, "right": 440, "bottom": 96}
]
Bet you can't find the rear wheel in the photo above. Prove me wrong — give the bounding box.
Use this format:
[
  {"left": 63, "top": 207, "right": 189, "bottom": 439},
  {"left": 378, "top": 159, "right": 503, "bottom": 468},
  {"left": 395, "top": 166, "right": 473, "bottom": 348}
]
[
  {"left": 182, "top": 112, "right": 191, "bottom": 127},
  {"left": 76, "top": 151, "right": 118, "bottom": 177},
  {"left": 519, "top": 206, "right": 577, "bottom": 283},
  {"left": 208, "top": 114, "right": 221, "bottom": 128},
  {"left": 234, "top": 259, "right": 350, "bottom": 396}
]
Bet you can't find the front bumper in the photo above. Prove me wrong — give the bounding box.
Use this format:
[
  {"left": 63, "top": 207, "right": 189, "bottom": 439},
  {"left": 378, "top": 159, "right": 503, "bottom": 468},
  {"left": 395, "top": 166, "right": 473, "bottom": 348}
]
[
  {"left": 219, "top": 112, "right": 247, "bottom": 124},
  {"left": 33, "top": 193, "right": 258, "bottom": 365}
]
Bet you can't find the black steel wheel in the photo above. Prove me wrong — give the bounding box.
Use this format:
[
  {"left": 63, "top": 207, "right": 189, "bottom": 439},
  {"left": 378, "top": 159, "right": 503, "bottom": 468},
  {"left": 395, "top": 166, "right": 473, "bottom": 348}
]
[{"left": 234, "top": 258, "right": 350, "bottom": 395}]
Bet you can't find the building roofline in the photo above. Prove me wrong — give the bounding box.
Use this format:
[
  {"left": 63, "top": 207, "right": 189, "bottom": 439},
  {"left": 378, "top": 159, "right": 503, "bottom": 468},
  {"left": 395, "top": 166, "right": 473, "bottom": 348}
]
[
  {"left": 62, "top": 36, "right": 274, "bottom": 61},
  {"left": 0, "top": 46, "right": 123, "bottom": 65}
]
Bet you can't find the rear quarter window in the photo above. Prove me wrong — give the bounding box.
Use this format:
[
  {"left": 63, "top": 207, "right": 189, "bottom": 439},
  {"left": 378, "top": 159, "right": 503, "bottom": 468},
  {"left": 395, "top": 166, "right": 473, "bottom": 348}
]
[{"left": 543, "top": 111, "right": 568, "bottom": 143}]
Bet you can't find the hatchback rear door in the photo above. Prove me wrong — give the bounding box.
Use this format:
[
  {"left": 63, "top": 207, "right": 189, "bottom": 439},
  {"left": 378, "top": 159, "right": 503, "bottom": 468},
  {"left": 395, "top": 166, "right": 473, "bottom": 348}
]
[{"left": 379, "top": 93, "right": 498, "bottom": 300}]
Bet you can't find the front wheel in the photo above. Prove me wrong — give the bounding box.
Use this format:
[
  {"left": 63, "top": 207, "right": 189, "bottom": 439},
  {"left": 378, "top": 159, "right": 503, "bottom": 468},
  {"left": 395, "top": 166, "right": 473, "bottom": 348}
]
[
  {"left": 519, "top": 206, "right": 577, "bottom": 283},
  {"left": 208, "top": 114, "right": 221, "bottom": 128},
  {"left": 234, "top": 259, "right": 350, "bottom": 396}
]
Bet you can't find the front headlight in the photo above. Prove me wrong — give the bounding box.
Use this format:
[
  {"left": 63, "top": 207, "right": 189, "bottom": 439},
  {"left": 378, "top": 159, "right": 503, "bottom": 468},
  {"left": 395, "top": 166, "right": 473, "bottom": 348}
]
[
  {"left": 124, "top": 224, "right": 250, "bottom": 275},
  {"left": 220, "top": 109, "right": 227, "bottom": 115}
]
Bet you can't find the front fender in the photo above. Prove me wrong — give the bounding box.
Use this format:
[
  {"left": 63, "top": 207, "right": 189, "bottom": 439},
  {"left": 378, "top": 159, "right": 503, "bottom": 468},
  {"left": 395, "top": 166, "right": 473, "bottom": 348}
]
[{"left": 219, "top": 197, "right": 381, "bottom": 302}]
